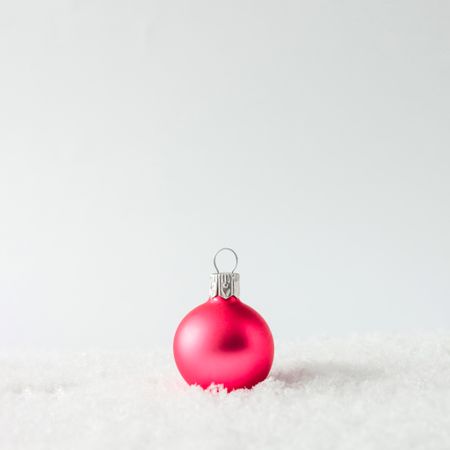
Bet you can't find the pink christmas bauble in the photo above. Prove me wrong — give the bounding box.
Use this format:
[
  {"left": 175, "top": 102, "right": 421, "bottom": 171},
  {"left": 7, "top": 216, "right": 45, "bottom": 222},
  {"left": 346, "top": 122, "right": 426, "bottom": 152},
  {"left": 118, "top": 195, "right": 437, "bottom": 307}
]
[{"left": 173, "top": 295, "right": 274, "bottom": 390}]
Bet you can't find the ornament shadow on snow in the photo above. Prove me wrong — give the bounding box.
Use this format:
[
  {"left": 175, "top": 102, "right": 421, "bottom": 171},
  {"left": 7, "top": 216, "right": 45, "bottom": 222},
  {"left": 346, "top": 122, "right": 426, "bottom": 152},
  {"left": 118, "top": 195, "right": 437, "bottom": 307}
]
[
  {"left": 272, "top": 361, "right": 385, "bottom": 387},
  {"left": 173, "top": 248, "right": 274, "bottom": 391}
]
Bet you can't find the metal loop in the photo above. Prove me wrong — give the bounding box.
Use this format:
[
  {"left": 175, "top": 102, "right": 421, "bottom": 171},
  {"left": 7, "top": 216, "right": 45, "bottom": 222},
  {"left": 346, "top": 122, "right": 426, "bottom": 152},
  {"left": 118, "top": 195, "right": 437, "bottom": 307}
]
[{"left": 213, "top": 248, "right": 238, "bottom": 273}]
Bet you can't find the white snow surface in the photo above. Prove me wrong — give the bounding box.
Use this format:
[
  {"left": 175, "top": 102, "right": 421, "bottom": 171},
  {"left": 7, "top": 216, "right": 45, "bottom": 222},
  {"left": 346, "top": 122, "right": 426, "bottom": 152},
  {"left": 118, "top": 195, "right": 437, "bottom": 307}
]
[{"left": 1, "top": 334, "right": 450, "bottom": 450}]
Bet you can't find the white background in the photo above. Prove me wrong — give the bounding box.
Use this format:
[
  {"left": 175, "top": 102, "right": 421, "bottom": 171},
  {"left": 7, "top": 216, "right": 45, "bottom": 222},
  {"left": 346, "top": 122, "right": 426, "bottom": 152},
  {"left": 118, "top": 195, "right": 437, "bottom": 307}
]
[{"left": 1, "top": 0, "right": 449, "bottom": 350}]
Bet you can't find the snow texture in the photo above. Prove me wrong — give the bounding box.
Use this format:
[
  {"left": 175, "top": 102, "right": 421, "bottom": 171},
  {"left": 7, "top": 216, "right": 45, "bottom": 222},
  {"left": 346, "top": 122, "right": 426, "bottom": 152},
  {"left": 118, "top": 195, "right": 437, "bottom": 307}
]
[{"left": 1, "top": 334, "right": 450, "bottom": 450}]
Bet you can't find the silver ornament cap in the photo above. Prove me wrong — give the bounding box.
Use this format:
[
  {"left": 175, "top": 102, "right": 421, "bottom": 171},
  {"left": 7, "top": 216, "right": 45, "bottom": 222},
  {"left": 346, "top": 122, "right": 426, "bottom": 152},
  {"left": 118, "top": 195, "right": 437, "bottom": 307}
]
[
  {"left": 209, "top": 272, "right": 240, "bottom": 299},
  {"left": 209, "top": 248, "right": 240, "bottom": 299}
]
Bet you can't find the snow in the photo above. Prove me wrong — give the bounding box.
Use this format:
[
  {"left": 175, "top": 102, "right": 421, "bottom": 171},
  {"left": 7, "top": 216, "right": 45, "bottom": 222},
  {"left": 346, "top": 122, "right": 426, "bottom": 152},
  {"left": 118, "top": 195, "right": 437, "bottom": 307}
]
[{"left": 1, "top": 334, "right": 449, "bottom": 450}]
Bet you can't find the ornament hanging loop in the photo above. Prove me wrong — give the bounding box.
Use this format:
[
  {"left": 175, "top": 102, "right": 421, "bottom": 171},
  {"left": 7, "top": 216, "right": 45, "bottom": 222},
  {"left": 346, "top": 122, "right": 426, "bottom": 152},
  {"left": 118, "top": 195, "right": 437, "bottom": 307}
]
[{"left": 213, "top": 248, "right": 239, "bottom": 274}]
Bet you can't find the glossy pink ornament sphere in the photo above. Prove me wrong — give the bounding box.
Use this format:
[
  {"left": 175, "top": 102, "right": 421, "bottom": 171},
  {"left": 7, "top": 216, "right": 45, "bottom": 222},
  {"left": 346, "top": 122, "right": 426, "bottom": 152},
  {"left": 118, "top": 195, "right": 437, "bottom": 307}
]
[{"left": 173, "top": 295, "right": 274, "bottom": 390}]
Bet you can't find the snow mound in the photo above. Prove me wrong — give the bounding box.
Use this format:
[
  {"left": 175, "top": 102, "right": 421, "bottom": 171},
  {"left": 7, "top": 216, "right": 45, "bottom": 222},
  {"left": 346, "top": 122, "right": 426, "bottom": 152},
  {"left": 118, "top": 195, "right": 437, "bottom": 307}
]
[{"left": 1, "top": 334, "right": 450, "bottom": 450}]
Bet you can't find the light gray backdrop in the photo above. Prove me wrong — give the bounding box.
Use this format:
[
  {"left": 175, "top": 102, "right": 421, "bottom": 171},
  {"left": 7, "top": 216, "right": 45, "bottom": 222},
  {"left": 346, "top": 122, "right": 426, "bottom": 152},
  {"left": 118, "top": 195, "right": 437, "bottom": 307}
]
[{"left": 1, "top": 0, "right": 449, "bottom": 349}]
